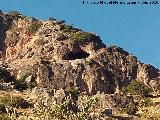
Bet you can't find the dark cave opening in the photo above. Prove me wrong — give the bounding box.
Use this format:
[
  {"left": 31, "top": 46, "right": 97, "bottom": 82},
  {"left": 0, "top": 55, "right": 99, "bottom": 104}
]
[{"left": 64, "top": 50, "right": 90, "bottom": 60}]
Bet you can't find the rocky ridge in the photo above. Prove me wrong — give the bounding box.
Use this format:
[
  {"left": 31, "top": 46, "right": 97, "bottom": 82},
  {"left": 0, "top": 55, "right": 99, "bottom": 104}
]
[
  {"left": 0, "top": 11, "right": 160, "bottom": 95},
  {"left": 0, "top": 11, "right": 160, "bottom": 119}
]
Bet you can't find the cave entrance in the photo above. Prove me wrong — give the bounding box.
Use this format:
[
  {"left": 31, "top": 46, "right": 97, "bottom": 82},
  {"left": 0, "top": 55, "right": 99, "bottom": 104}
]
[{"left": 64, "top": 49, "right": 90, "bottom": 60}]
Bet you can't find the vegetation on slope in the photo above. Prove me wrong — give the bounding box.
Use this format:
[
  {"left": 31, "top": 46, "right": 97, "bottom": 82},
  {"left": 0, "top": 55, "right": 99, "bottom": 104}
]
[{"left": 122, "top": 80, "right": 152, "bottom": 97}]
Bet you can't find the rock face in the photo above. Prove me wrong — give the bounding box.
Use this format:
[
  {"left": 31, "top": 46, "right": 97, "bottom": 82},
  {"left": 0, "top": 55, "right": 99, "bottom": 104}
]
[
  {"left": 107, "top": 93, "right": 138, "bottom": 115},
  {"left": 0, "top": 11, "right": 160, "bottom": 95}
]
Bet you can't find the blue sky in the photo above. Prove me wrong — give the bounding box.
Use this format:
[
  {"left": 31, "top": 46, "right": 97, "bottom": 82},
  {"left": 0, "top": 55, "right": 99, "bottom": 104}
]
[{"left": 0, "top": 0, "right": 160, "bottom": 68}]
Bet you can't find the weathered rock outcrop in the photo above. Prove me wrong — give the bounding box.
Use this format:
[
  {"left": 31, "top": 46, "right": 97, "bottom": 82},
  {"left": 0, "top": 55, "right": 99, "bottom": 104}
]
[
  {"left": 0, "top": 11, "right": 160, "bottom": 95},
  {"left": 107, "top": 93, "right": 138, "bottom": 115},
  {"left": 137, "top": 63, "right": 160, "bottom": 95}
]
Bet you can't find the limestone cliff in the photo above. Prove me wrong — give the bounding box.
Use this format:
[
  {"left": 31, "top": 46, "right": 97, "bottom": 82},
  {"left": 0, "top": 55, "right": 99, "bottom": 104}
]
[{"left": 0, "top": 11, "right": 160, "bottom": 96}]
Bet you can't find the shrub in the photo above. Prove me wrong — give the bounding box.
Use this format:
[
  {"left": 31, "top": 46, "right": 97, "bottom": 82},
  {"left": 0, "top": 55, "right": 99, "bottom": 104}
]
[
  {"left": 26, "top": 81, "right": 37, "bottom": 90},
  {"left": 65, "top": 86, "right": 79, "bottom": 96},
  {"left": 14, "top": 69, "right": 37, "bottom": 90},
  {"left": 65, "top": 85, "right": 80, "bottom": 102},
  {"left": 14, "top": 80, "right": 27, "bottom": 90},
  {"left": 60, "top": 24, "right": 80, "bottom": 33},
  {"left": 19, "top": 71, "right": 29, "bottom": 82},
  {"left": 30, "top": 92, "right": 108, "bottom": 120},
  {"left": 15, "top": 79, "right": 37, "bottom": 91},
  {"left": 14, "top": 70, "right": 29, "bottom": 90},
  {"left": 27, "top": 21, "right": 42, "bottom": 34},
  {"left": 0, "top": 95, "right": 25, "bottom": 108},
  {"left": 122, "top": 80, "right": 151, "bottom": 97},
  {"left": 48, "top": 17, "right": 56, "bottom": 21},
  {"left": 0, "top": 68, "right": 15, "bottom": 83},
  {"left": 8, "top": 11, "right": 21, "bottom": 17},
  {"left": 0, "top": 104, "right": 6, "bottom": 113},
  {"left": 70, "top": 32, "right": 98, "bottom": 42},
  {"left": 58, "top": 20, "right": 66, "bottom": 24}
]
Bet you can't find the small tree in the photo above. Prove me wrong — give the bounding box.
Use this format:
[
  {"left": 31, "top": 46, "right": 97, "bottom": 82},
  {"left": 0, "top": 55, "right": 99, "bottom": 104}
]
[{"left": 27, "top": 21, "right": 42, "bottom": 34}]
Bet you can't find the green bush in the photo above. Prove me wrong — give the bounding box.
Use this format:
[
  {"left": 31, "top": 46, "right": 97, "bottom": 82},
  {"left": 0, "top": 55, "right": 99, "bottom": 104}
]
[
  {"left": 19, "top": 72, "right": 29, "bottom": 82},
  {"left": 0, "top": 95, "right": 25, "bottom": 108},
  {"left": 70, "top": 32, "right": 98, "bottom": 42},
  {"left": 27, "top": 21, "right": 42, "bottom": 34},
  {"left": 14, "top": 69, "right": 37, "bottom": 90},
  {"left": 122, "top": 80, "right": 151, "bottom": 97},
  {"left": 14, "top": 70, "right": 29, "bottom": 90},
  {"left": 0, "top": 104, "right": 6, "bottom": 113}
]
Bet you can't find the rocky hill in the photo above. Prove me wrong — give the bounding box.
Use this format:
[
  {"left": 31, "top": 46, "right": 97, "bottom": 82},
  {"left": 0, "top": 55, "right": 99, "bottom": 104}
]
[{"left": 0, "top": 11, "right": 160, "bottom": 119}]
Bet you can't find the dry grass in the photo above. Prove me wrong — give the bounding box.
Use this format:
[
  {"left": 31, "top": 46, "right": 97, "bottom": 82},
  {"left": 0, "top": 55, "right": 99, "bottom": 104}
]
[{"left": 137, "top": 97, "right": 160, "bottom": 120}]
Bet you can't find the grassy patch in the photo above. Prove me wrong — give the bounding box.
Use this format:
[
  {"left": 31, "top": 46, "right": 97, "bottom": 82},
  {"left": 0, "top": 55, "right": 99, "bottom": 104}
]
[
  {"left": 0, "top": 95, "right": 24, "bottom": 108},
  {"left": 122, "top": 80, "right": 152, "bottom": 97}
]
